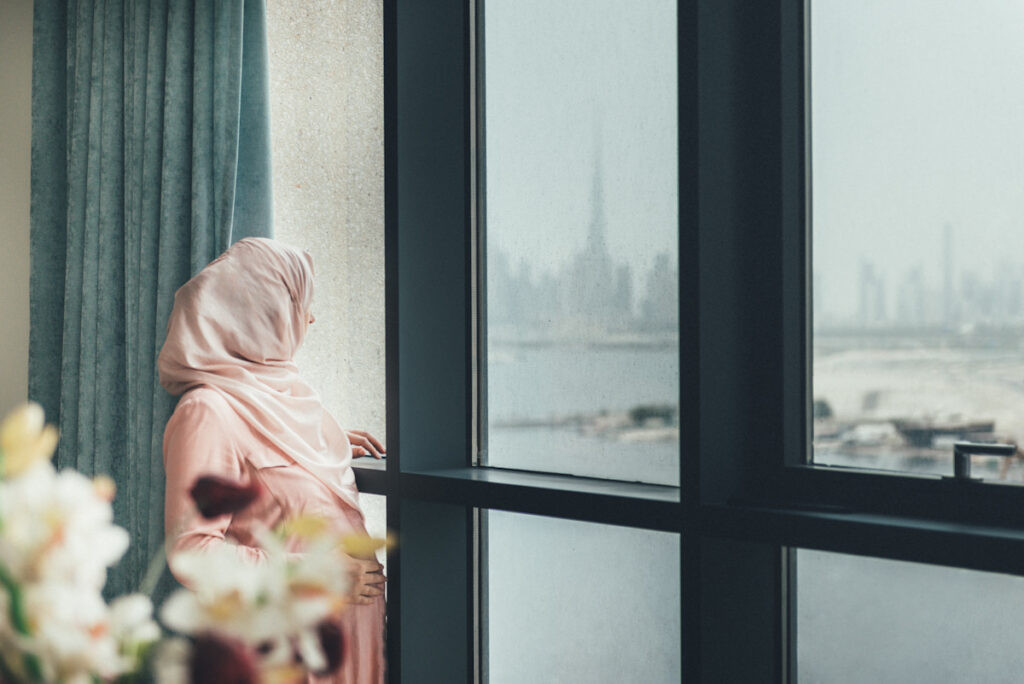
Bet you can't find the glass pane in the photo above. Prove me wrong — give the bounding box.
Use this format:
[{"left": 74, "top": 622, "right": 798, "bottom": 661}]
[
  {"left": 799, "top": 549, "right": 1024, "bottom": 682},
  {"left": 483, "top": 0, "right": 679, "bottom": 485},
  {"left": 810, "top": 1, "right": 1024, "bottom": 477},
  {"left": 486, "top": 511, "right": 680, "bottom": 683}
]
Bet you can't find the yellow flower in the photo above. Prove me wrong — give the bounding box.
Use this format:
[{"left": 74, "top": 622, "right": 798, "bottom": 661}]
[
  {"left": 277, "top": 515, "right": 387, "bottom": 554},
  {"left": 339, "top": 533, "right": 389, "bottom": 558},
  {"left": 277, "top": 514, "right": 330, "bottom": 540},
  {"left": 276, "top": 516, "right": 390, "bottom": 558},
  {"left": 0, "top": 402, "right": 59, "bottom": 477}
]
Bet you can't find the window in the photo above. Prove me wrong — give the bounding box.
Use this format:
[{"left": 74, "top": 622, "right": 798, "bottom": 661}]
[
  {"left": 810, "top": 0, "right": 1024, "bottom": 480},
  {"left": 798, "top": 549, "right": 1024, "bottom": 681},
  {"left": 482, "top": 0, "right": 679, "bottom": 486},
  {"left": 486, "top": 512, "right": 680, "bottom": 682},
  {"left": 477, "top": 3, "right": 681, "bottom": 678},
  {"left": 385, "top": 0, "right": 681, "bottom": 681},
  {"left": 794, "top": 4, "right": 1024, "bottom": 679},
  {"left": 775, "top": 0, "right": 1024, "bottom": 521},
  {"left": 385, "top": 1, "right": 1024, "bottom": 682}
]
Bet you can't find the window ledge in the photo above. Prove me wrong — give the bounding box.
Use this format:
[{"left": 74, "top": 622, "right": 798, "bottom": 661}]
[
  {"left": 398, "top": 467, "right": 680, "bottom": 531},
  {"left": 351, "top": 457, "right": 386, "bottom": 471},
  {"left": 352, "top": 458, "right": 386, "bottom": 495},
  {"left": 704, "top": 502, "right": 1024, "bottom": 576}
]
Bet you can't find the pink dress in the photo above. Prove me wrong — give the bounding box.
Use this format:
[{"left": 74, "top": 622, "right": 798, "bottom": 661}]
[{"left": 164, "top": 386, "right": 386, "bottom": 684}]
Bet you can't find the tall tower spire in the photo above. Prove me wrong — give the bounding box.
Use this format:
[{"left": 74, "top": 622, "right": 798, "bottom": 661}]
[
  {"left": 943, "top": 223, "right": 954, "bottom": 327},
  {"left": 565, "top": 117, "right": 617, "bottom": 331},
  {"left": 586, "top": 123, "right": 608, "bottom": 256}
]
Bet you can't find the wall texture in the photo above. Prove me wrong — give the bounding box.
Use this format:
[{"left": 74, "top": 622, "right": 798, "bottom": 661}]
[
  {"left": 0, "top": 0, "right": 33, "bottom": 417},
  {"left": 266, "top": 0, "right": 386, "bottom": 444}
]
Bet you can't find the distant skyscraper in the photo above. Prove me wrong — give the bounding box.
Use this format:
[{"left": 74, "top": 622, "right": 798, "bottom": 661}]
[
  {"left": 943, "top": 223, "right": 954, "bottom": 327},
  {"left": 858, "top": 260, "right": 886, "bottom": 325},
  {"left": 640, "top": 252, "right": 678, "bottom": 332},
  {"left": 489, "top": 129, "right": 683, "bottom": 340},
  {"left": 566, "top": 138, "right": 618, "bottom": 331},
  {"left": 896, "top": 266, "right": 926, "bottom": 326},
  {"left": 613, "top": 264, "right": 635, "bottom": 320}
]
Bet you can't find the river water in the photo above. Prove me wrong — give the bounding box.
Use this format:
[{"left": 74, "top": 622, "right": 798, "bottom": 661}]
[
  {"left": 367, "top": 345, "right": 1024, "bottom": 681},
  {"left": 485, "top": 344, "right": 679, "bottom": 486}
]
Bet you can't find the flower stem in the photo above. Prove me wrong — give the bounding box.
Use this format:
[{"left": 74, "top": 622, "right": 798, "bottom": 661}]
[
  {"left": 0, "top": 565, "right": 45, "bottom": 682},
  {"left": 138, "top": 542, "right": 168, "bottom": 598},
  {"left": 141, "top": 509, "right": 200, "bottom": 596}
]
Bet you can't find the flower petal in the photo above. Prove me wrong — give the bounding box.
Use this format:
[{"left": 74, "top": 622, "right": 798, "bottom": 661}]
[
  {"left": 1, "top": 406, "right": 59, "bottom": 477},
  {"left": 313, "top": 619, "right": 345, "bottom": 676},
  {"left": 189, "top": 475, "right": 262, "bottom": 518},
  {"left": 0, "top": 402, "right": 45, "bottom": 451},
  {"left": 339, "top": 533, "right": 388, "bottom": 558},
  {"left": 188, "top": 633, "right": 260, "bottom": 684},
  {"left": 295, "top": 627, "right": 326, "bottom": 674}
]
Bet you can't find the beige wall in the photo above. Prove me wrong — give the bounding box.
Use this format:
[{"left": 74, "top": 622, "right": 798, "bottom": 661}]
[
  {"left": 266, "top": 0, "right": 386, "bottom": 543},
  {"left": 267, "top": 0, "right": 386, "bottom": 443},
  {"left": 0, "top": 0, "right": 34, "bottom": 418}
]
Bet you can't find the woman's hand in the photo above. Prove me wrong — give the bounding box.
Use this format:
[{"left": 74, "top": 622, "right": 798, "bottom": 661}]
[
  {"left": 349, "top": 557, "right": 386, "bottom": 605},
  {"left": 346, "top": 430, "right": 385, "bottom": 459}
]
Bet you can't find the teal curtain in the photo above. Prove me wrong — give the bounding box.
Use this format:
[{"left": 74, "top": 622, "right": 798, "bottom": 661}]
[{"left": 29, "top": 0, "right": 273, "bottom": 598}]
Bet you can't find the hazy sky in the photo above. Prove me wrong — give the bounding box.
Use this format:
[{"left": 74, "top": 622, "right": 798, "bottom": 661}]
[
  {"left": 483, "top": 0, "right": 1024, "bottom": 320},
  {"left": 812, "top": 0, "right": 1024, "bottom": 319},
  {"left": 484, "top": 0, "right": 678, "bottom": 282}
]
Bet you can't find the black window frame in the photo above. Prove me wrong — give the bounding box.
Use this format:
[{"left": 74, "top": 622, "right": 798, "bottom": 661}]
[{"left": 356, "top": 1, "right": 1024, "bottom": 682}]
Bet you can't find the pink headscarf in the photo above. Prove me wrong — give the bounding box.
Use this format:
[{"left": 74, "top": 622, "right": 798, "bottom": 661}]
[{"left": 158, "top": 238, "right": 360, "bottom": 512}]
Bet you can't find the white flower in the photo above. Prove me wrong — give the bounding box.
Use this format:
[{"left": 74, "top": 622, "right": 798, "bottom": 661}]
[
  {"left": 0, "top": 455, "right": 153, "bottom": 681},
  {"left": 153, "top": 637, "right": 191, "bottom": 684},
  {"left": 9, "top": 586, "right": 160, "bottom": 682},
  {"left": 23, "top": 582, "right": 118, "bottom": 681},
  {"left": 109, "top": 594, "right": 161, "bottom": 670},
  {"left": 162, "top": 521, "right": 351, "bottom": 645},
  {"left": 0, "top": 462, "right": 129, "bottom": 588},
  {"left": 161, "top": 543, "right": 290, "bottom": 644},
  {"left": 0, "top": 405, "right": 160, "bottom": 682},
  {"left": 110, "top": 593, "right": 161, "bottom": 645}
]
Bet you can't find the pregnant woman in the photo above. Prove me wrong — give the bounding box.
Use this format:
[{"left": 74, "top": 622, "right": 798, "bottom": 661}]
[{"left": 159, "top": 237, "right": 385, "bottom": 683}]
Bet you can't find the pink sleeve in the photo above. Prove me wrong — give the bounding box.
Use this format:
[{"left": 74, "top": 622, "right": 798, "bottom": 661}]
[{"left": 163, "top": 394, "right": 267, "bottom": 573}]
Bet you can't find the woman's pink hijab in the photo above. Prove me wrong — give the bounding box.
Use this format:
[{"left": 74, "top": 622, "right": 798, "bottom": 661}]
[{"left": 158, "top": 238, "right": 360, "bottom": 512}]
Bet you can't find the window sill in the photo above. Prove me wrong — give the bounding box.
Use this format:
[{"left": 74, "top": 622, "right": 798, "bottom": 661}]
[
  {"left": 397, "top": 467, "right": 680, "bottom": 531},
  {"left": 352, "top": 458, "right": 386, "bottom": 494},
  {"left": 704, "top": 502, "right": 1024, "bottom": 576}
]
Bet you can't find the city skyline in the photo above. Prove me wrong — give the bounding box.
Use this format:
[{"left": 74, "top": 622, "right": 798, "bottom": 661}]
[
  {"left": 488, "top": 152, "right": 678, "bottom": 341},
  {"left": 816, "top": 242, "right": 1024, "bottom": 330},
  {"left": 811, "top": 1, "right": 1024, "bottom": 321}
]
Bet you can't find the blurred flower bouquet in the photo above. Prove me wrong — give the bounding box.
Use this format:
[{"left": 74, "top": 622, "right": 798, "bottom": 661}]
[
  {"left": 156, "top": 478, "right": 382, "bottom": 683},
  {"left": 0, "top": 403, "right": 384, "bottom": 683},
  {"left": 0, "top": 402, "right": 158, "bottom": 682}
]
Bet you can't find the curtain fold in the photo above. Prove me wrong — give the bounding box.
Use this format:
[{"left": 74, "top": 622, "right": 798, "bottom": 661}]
[{"left": 29, "top": 0, "right": 273, "bottom": 598}]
